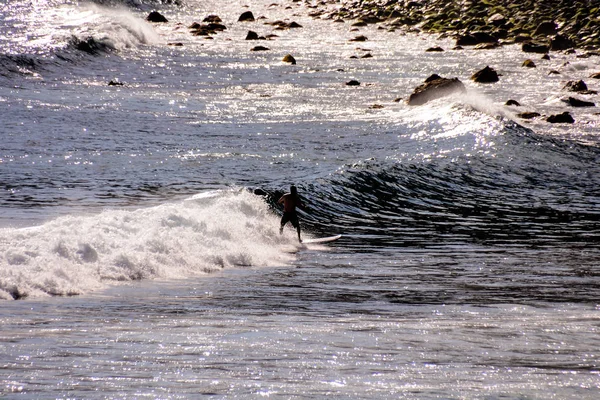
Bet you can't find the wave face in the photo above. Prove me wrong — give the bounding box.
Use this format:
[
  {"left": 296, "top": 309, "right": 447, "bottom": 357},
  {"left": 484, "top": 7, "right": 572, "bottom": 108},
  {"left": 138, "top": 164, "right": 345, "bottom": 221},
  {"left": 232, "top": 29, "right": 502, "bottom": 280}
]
[
  {"left": 0, "top": 190, "right": 294, "bottom": 300},
  {"left": 292, "top": 119, "right": 600, "bottom": 248}
]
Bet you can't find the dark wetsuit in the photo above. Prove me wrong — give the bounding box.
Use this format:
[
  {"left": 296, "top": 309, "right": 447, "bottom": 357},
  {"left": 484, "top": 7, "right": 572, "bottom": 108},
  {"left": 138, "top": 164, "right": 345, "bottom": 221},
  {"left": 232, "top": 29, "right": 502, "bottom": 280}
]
[{"left": 278, "top": 191, "right": 302, "bottom": 242}]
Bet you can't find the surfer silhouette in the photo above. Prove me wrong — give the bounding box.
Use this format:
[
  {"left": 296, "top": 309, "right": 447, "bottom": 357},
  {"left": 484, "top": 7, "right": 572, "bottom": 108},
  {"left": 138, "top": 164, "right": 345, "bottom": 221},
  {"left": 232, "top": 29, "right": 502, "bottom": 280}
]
[{"left": 278, "top": 185, "right": 303, "bottom": 243}]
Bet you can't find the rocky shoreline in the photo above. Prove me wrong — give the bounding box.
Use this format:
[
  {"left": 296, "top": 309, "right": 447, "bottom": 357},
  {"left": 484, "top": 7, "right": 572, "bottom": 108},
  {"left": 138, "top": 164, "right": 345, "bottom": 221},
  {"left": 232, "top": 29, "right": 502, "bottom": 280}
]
[{"left": 310, "top": 0, "right": 600, "bottom": 52}]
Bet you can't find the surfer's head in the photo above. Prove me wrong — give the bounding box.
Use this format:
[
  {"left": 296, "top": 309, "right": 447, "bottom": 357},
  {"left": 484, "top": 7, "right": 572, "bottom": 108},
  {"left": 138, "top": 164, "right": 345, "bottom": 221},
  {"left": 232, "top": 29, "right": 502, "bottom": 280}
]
[{"left": 290, "top": 185, "right": 297, "bottom": 195}]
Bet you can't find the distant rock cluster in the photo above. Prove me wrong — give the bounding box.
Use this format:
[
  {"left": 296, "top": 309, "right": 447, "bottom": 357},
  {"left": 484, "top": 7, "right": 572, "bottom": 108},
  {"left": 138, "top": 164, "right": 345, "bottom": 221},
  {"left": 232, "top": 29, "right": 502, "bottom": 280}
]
[{"left": 317, "top": 0, "right": 600, "bottom": 51}]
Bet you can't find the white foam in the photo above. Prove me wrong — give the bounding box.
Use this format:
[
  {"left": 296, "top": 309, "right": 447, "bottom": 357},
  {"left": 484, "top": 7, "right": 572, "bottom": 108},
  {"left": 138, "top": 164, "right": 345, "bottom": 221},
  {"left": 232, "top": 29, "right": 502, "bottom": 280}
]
[{"left": 0, "top": 190, "right": 296, "bottom": 300}]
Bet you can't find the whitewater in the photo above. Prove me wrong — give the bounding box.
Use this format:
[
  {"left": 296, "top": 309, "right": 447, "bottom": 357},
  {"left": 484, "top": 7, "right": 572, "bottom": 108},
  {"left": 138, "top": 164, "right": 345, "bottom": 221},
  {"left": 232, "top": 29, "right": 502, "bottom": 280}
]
[{"left": 1, "top": 0, "right": 599, "bottom": 397}]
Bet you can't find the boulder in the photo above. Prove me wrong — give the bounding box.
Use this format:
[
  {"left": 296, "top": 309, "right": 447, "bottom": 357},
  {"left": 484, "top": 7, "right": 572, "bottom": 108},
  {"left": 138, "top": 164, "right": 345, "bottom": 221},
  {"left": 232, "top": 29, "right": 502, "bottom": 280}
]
[
  {"left": 517, "top": 112, "right": 541, "bottom": 119},
  {"left": 146, "top": 11, "right": 168, "bottom": 23},
  {"left": 550, "top": 35, "right": 575, "bottom": 51},
  {"left": 565, "top": 97, "right": 595, "bottom": 107},
  {"left": 533, "top": 21, "right": 558, "bottom": 36},
  {"left": 522, "top": 42, "right": 550, "bottom": 54},
  {"left": 589, "top": 72, "right": 600, "bottom": 79},
  {"left": 426, "top": 47, "right": 444, "bottom": 52},
  {"left": 506, "top": 99, "right": 521, "bottom": 106},
  {"left": 250, "top": 46, "right": 270, "bottom": 51},
  {"left": 238, "top": 11, "right": 255, "bottom": 22},
  {"left": 245, "top": 31, "right": 259, "bottom": 40},
  {"left": 564, "top": 80, "right": 591, "bottom": 93},
  {"left": 407, "top": 75, "right": 466, "bottom": 106},
  {"left": 471, "top": 66, "right": 499, "bottom": 83},
  {"left": 346, "top": 80, "right": 361, "bottom": 86},
  {"left": 547, "top": 112, "right": 574, "bottom": 123},
  {"left": 350, "top": 35, "right": 368, "bottom": 42},
  {"left": 522, "top": 59, "right": 536, "bottom": 68},
  {"left": 203, "top": 15, "right": 222, "bottom": 23},
  {"left": 282, "top": 54, "right": 296, "bottom": 64}
]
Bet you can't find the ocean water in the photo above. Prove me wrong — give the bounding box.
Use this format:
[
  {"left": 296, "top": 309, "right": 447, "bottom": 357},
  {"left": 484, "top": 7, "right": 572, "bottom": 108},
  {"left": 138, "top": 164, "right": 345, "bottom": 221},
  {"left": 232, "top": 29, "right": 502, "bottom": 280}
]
[{"left": 1, "top": 0, "right": 599, "bottom": 397}]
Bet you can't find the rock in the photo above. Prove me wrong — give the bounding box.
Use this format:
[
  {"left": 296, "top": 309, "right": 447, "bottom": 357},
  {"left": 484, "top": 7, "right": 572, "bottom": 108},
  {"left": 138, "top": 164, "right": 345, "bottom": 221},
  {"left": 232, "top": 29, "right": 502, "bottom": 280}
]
[
  {"left": 522, "top": 42, "right": 550, "bottom": 54},
  {"left": 541, "top": 54, "right": 551, "bottom": 60},
  {"left": 471, "top": 66, "right": 499, "bottom": 83},
  {"left": 369, "top": 104, "right": 384, "bottom": 109},
  {"left": 474, "top": 43, "right": 501, "bottom": 50},
  {"left": 506, "top": 99, "right": 521, "bottom": 106},
  {"left": 565, "top": 97, "right": 595, "bottom": 107},
  {"left": 108, "top": 79, "right": 123, "bottom": 86},
  {"left": 488, "top": 13, "right": 507, "bottom": 27},
  {"left": 203, "top": 15, "right": 222, "bottom": 23},
  {"left": 564, "top": 80, "right": 593, "bottom": 93},
  {"left": 456, "top": 32, "right": 498, "bottom": 46},
  {"left": 589, "top": 72, "right": 600, "bottom": 79},
  {"left": 245, "top": 31, "right": 259, "bottom": 40},
  {"left": 550, "top": 35, "right": 575, "bottom": 51},
  {"left": 250, "top": 46, "right": 269, "bottom": 51},
  {"left": 282, "top": 54, "right": 296, "bottom": 64},
  {"left": 146, "top": 11, "right": 168, "bottom": 23},
  {"left": 350, "top": 35, "right": 368, "bottom": 42},
  {"left": 426, "top": 47, "right": 444, "bottom": 52},
  {"left": 407, "top": 75, "right": 466, "bottom": 106},
  {"left": 548, "top": 70, "right": 561, "bottom": 75},
  {"left": 518, "top": 112, "right": 541, "bottom": 119},
  {"left": 238, "top": 11, "right": 255, "bottom": 22},
  {"left": 547, "top": 112, "right": 574, "bottom": 123},
  {"left": 522, "top": 59, "right": 536, "bottom": 68},
  {"left": 533, "top": 21, "right": 558, "bottom": 36},
  {"left": 455, "top": 34, "right": 479, "bottom": 46},
  {"left": 361, "top": 53, "right": 373, "bottom": 58},
  {"left": 167, "top": 42, "right": 184, "bottom": 46},
  {"left": 346, "top": 80, "right": 361, "bottom": 86}
]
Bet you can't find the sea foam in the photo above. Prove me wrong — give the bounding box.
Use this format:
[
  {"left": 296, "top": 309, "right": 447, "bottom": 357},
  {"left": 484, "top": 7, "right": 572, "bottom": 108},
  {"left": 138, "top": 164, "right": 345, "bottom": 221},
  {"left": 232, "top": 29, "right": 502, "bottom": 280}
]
[{"left": 0, "top": 190, "right": 295, "bottom": 300}]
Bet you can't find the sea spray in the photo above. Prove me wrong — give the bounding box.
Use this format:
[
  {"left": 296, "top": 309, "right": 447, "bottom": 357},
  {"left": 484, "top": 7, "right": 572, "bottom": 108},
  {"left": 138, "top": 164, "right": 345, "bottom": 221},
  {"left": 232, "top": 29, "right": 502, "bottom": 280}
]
[{"left": 0, "top": 190, "right": 295, "bottom": 300}]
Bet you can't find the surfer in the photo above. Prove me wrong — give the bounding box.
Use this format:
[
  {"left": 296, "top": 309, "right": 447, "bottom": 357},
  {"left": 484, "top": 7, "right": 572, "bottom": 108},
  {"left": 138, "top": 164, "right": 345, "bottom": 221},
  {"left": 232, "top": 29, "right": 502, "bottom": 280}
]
[{"left": 278, "top": 185, "right": 303, "bottom": 243}]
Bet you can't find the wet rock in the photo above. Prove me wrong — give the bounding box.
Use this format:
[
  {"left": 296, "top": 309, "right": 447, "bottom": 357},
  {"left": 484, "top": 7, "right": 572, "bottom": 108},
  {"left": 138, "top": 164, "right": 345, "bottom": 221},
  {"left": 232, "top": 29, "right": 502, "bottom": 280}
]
[
  {"left": 474, "top": 43, "right": 501, "bottom": 50},
  {"left": 167, "top": 42, "right": 184, "bottom": 47},
  {"left": 564, "top": 97, "right": 595, "bottom": 107},
  {"left": 533, "top": 21, "right": 558, "bottom": 36},
  {"left": 518, "top": 112, "right": 541, "bottom": 119},
  {"left": 426, "top": 46, "right": 444, "bottom": 52},
  {"left": 550, "top": 35, "right": 575, "bottom": 51},
  {"left": 245, "top": 31, "right": 259, "bottom": 40},
  {"left": 346, "top": 80, "right": 361, "bottom": 86},
  {"left": 146, "top": 11, "right": 168, "bottom": 23},
  {"left": 522, "top": 42, "right": 550, "bottom": 54},
  {"left": 251, "top": 46, "right": 270, "bottom": 51},
  {"left": 108, "top": 79, "right": 123, "bottom": 86},
  {"left": 547, "top": 111, "right": 574, "bottom": 123},
  {"left": 407, "top": 75, "right": 466, "bottom": 106},
  {"left": 238, "top": 11, "right": 255, "bottom": 22},
  {"left": 282, "top": 54, "right": 296, "bottom": 64},
  {"left": 361, "top": 53, "right": 373, "bottom": 58},
  {"left": 350, "top": 35, "right": 368, "bottom": 42},
  {"left": 590, "top": 72, "right": 600, "bottom": 79},
  {"left": 563, "top": 80, "right": 597, "bottom": 94},
  {"left": 506, "top": 99, "right": 521, "bottom": 106},
  {"left": 203, "top": 15, "right": 222, "bottom": 23},
  {"left": 548, "top": 70, "right": 561, "bottom": 75},
  {"left": 471, "top": 66, "right": 499, "bottom": 83},
  {"left": 522, "top": 59, "right": 536, "bottom": 68},
  {"left": 456, "top": 32, "right": 498, "bottom": 47},
  {"left": 541, "top": 54, "right": 551, "bottom": 60}
]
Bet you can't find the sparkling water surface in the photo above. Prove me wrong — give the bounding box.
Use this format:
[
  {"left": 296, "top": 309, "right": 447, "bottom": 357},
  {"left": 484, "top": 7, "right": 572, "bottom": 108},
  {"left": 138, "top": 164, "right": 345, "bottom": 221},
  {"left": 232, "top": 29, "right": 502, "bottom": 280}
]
[{"left": 1, "top": 0, "right": 599, "bottom": 397}]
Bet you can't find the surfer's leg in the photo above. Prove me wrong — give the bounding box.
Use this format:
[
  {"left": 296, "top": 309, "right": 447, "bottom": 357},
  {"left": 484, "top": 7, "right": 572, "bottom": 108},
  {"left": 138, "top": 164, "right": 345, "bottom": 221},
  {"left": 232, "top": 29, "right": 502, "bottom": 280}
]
[
  {"left": 291, "top": 215, "right": 301, "bottom": 242},
  {"left": 280, "top": 213, "right": 289, "bottom": 234}
]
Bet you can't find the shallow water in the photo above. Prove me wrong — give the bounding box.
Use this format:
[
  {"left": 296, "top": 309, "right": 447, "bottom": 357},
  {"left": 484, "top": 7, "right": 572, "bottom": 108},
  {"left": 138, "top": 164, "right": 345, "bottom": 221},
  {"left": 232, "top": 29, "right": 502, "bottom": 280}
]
[{"left": 1, "top": 0, "right": 599, "bottom": 397}]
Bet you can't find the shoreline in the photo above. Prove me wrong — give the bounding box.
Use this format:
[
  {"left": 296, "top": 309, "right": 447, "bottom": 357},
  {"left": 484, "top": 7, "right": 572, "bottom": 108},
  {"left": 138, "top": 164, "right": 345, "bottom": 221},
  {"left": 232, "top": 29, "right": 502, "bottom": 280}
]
[{"left": 307, "top": 0, "right": 600, "bottom": 53}]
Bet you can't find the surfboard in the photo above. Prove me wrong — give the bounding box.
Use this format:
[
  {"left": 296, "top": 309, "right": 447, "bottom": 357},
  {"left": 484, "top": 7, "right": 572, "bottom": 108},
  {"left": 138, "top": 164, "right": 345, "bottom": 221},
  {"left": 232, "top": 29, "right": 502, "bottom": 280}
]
[{"left": 302, "top": 234, "right": 342, "bottom": 244}]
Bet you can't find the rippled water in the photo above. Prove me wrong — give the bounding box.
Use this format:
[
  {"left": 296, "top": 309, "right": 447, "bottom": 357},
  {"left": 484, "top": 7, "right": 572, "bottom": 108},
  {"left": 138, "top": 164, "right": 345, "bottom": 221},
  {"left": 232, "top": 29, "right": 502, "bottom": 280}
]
[{"left": 1, "top": 0, "right": 599, "bottom": 397}]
